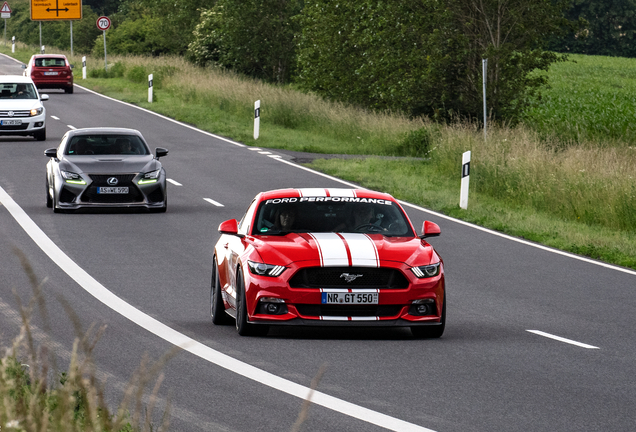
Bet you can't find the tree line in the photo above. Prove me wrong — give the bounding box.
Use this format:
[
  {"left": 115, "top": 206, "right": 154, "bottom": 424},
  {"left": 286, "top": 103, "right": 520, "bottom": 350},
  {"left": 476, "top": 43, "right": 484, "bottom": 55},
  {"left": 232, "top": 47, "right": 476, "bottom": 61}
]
[{"left": 5, "top": 0, "right": 635, "bottom": 121}]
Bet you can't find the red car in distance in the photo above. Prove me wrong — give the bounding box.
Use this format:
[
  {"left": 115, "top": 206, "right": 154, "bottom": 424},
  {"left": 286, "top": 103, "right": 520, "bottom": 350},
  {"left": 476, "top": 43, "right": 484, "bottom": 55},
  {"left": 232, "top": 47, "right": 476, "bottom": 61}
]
[
  {"left": 212, "top": 188, "right": 446, "bottom": 338},
  {"left": 22, "top": 54, "right": 74, "bottom": 94}
]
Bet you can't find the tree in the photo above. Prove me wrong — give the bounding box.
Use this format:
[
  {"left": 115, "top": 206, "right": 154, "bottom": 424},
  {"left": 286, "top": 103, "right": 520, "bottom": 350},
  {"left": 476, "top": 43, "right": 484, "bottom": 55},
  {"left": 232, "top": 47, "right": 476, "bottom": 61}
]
[
  {"left": 296, "top": 0, "right": 572, "bottom": 122},
  {"left": 187, "top": 0, "right": 302, "bottom": 84},
  {"left": 551, "top": 0, "right": 636, "bottom": 57}
]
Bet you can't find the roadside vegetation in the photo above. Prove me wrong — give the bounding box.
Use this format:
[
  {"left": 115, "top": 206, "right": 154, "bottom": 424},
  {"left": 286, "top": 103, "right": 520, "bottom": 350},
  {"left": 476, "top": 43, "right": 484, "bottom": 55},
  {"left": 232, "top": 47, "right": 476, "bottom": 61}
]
[
  {"left": 2, "top": 43, "right": 635, "bottom": 270},
  {"left": 1, "top": 248, "right": 171, "bottom": 431}
]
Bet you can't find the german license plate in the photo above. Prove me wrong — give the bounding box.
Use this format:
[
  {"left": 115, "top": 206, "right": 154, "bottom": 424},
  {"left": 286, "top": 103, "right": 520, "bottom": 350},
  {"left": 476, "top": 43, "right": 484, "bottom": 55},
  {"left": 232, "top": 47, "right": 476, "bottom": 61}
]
[
  {"left": 321, "top": 290, "right": 378, "bottom": 304},
  {"left": 1, "top": 120, "right": 22, "bottom": 126},
  {"left": 97, "top": 187, "right": 129, "bottom": 194},
  {"left": 44, "top": 71, "right": 59, "bottom": 75}
]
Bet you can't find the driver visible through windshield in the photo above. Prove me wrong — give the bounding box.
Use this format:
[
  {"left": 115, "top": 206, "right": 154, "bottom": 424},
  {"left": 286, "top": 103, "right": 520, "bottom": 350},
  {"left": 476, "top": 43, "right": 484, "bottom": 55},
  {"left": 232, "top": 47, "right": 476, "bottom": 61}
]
[{"left": 253, "top": 197, "right": 413, "bottom": 236}]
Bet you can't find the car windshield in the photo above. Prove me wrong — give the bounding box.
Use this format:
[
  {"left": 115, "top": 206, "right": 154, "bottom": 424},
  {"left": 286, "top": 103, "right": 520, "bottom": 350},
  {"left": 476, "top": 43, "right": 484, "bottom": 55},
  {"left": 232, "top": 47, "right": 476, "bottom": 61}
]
[
  {"left": 252, "top": 197, "right": 414, "bottom": 237},
  {"left": 35, "top": 58, "right": 66, "bottom": 67},
  {"left": 0, "top": 83, "right": 38, "bottom": 99},
  {"left": 65, "top": 134, "right": 150, "bottom": 156}
]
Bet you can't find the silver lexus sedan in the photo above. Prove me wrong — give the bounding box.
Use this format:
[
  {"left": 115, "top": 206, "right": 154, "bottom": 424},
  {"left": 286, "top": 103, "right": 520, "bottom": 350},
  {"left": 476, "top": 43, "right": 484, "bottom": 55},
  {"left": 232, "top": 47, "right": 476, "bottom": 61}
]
[{"left": 44, "top": 128, "right": 168, "bottom": 212}]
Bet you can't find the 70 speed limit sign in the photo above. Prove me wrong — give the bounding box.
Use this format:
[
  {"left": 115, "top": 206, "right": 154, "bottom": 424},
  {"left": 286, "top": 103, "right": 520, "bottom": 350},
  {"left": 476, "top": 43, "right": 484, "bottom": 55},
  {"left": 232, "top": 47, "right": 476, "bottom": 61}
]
[{"left": 97, "top": 16, "right": 111, "bottom": 31}]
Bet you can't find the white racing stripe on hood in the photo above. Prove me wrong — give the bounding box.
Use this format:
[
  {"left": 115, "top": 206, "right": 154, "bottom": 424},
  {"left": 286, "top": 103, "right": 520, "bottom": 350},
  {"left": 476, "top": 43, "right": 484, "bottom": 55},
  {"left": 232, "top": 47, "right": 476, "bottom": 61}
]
[
  {"left": 309, "top": 233, "right": 349, "bottom": 266},
  {"left": 299, "top": 188, "right": 328, "bottom": 197},
  {"left": 328, "top": 189, "right": 356, "bottom": 197},
  {"left": 340, "top": 233, "right": 380, "bottom": 267}
]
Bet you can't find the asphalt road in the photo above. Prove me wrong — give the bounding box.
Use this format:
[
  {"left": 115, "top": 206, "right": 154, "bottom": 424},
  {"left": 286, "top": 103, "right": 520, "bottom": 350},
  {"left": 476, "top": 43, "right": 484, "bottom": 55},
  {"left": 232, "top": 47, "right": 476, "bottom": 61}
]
[{"left": 1, "top": 53, "right": 635, "bottom": 432}]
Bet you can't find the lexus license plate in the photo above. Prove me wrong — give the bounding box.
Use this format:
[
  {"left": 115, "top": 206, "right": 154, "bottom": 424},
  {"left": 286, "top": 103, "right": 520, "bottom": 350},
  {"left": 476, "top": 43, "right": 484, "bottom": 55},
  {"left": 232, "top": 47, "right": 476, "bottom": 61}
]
[
  {"left": 321, "top": 291, "right": 378, "bottom": 304},
  {"left": 1, "top": 120, "right": 22, "bottom": 126},
  {"left": 97, "top": 187, "right": 129, "bottom": 194}
]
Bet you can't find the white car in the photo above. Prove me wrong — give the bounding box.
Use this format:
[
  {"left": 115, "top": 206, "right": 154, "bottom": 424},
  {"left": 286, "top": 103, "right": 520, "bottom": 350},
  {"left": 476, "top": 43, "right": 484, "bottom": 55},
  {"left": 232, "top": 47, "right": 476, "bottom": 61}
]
[{"left": 0, "top": 75, "right": 48, "bottom": 141}]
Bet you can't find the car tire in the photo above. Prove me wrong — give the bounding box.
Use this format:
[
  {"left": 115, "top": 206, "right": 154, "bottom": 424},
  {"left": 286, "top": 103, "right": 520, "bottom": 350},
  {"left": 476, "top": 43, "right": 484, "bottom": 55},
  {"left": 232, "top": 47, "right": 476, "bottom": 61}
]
[
  {"left": 411, "top": 296, "right": 446, "bottom": 339},
  {"left": 34, "top": 128, "right": 46, "bottom": 141},
  {"left": 46, "top": 178, "right": 52, "bottom": 208},
  {"left": 211, "top": 259, "right": 232, "bottom": 325},
  {"left": 235, "top": 268, "right": 268, "bottom": 337},
  {"left": 65, "top": 86, "right": 74, "bottom": 94}
]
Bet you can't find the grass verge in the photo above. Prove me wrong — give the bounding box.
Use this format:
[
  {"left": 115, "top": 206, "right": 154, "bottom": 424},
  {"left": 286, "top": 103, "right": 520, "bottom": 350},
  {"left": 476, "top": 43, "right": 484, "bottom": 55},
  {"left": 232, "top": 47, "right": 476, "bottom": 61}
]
[{"left": 2, "top": 43, "right": 635, "bottom": 270}]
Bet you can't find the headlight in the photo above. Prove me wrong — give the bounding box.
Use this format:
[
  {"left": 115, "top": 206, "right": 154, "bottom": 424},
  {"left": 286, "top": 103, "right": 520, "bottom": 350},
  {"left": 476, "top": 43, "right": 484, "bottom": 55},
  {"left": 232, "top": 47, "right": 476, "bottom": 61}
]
[
  {"left": 411, "top": 262, "right": 440, "bottom": 278},
  {"left": 30, "top": 107, "right": 43, "bottom": 116},
  {"left": 138, "top": 169, "right": 160, "bottom": 184},
  {"left": 61, "top": 170, "right": 86, "bottom": 185},
  {"left": 247, "top": 261, "right": 286, "bottom": 277}
]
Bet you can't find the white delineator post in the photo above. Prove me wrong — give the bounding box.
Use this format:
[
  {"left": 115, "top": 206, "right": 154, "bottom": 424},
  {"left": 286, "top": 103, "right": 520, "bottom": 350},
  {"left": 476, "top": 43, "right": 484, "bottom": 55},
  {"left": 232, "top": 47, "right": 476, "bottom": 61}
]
[
  {"left": 11, "top": 35, "right": 14, "bottom": 53},
  {"left": 254, "top": 100, "right": 260, "bottom": 139},
  {"left": 148, "top": 74, "right": 153, "bottom": 103},
  {"left": 460, "top": 151, "right": 471, "bottom": 209},
  {"left": 41, "top": 45, "right": 45, "bottom": 54},
  {"left": 82, "top": 56, "right": 86, "bottom": 79},
  {"left": 482, "top": 58, "right": 487, "bottom": 141}
]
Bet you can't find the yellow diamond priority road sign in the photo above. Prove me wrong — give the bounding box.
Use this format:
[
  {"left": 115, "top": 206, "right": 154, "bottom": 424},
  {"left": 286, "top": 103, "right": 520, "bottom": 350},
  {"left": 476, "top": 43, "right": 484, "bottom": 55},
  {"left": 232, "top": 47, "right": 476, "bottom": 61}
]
[{"left": 31, "top": 0, "right": 82, "bottom": 21}]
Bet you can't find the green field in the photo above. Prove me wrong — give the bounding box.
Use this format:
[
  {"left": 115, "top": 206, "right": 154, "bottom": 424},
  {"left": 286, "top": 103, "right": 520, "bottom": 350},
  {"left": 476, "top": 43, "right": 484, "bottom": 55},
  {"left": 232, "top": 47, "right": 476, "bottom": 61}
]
[{"left": 2, "top": 44, "right": 635, "bottom": 269}]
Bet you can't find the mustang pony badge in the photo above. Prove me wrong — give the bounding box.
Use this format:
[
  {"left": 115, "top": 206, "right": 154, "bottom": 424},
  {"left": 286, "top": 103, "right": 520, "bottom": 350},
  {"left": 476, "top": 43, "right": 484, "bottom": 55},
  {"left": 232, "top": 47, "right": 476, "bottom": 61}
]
[{"left": 340, "top": 273, "right": 363, "bottom": 283}]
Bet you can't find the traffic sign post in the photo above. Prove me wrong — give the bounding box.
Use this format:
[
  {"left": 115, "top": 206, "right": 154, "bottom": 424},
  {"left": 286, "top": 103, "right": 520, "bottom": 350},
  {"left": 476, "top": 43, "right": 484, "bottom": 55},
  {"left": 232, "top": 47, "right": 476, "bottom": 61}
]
[
  {"left": 96, "top": 16, "right": 110, "bottom": 71},
  {"left": 2, "top": 2, "right": 11, "bottom": 46}
]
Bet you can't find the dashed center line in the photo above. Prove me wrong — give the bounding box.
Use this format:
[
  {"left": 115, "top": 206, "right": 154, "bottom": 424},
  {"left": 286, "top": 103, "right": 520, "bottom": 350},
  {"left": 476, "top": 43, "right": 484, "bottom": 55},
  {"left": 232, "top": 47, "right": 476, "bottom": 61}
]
[
  {"left": 527, "top": 330, "right": 599, "bottom": 349},
  {"left": 67, "top": 125, "right": 76, "bottom": 130},
  {"left": 167, "top": 178, "right": 182, "bottom": 186},
  {"left": 203, "top": 198, "right": 224, "bottom": 207},
  {"left": 248, "top": 147, "right": 261, "bottom": 151},
  {"left": 50, "top": 115, "right": 60, "bottom": 120}
]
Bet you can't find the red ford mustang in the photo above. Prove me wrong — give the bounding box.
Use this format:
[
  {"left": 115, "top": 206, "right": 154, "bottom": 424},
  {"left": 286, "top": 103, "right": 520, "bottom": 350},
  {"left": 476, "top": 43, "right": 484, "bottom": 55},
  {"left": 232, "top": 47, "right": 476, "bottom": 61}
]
[{"left": 212, "top": 188, "right": 445, "bottom": 337}]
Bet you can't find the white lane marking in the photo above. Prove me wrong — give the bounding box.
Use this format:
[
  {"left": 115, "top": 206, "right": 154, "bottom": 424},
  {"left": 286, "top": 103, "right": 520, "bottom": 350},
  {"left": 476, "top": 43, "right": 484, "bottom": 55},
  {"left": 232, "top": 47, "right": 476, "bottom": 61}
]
[
  {"left": 268, "top": 154, "right": 282, "bottom": 159},
  {"left": 0, "top": 185, "right": 435, "bottom": 432},
  {"left": 527, "top": 330, "right": 600, "bottom": 349},
  {"left": 167, "top": 178, "right": 182, "bottom": 186},
  {"left": 67, "top": 125, "right": 77, "bottom": 130},
  {"left": 248, "top": 147, "right": 261, "bottom": 151},
  {"left": 308, "top": 233, "right": 349, "bottom": 266},
  {"left": 271, "top": 158, "right": 636, "bottom": 278},
  {"left": 51, "top": 115, "right": 60, "bottom": 120},
  {"left": 203, "top": 198, "right": 224, "bottom": 207},
  {"left": 258, "top": 151, "right": 272, "bottom": 155}
]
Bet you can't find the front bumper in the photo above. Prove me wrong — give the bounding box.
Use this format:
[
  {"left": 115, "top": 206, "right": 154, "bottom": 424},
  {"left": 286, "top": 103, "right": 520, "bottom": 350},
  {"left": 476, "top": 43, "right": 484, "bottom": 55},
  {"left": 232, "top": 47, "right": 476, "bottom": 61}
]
[
  {"left": 241, "top": 263, "right": 445, "bottom": 326},
  {"left": 0, "top": 113, "right": 46, "bottom": 136}
]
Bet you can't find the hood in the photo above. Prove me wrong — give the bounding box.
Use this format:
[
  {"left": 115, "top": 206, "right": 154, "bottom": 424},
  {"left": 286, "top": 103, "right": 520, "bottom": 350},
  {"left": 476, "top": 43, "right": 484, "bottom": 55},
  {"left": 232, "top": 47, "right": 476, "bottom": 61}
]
[
  {"left": 250, "top": 232, "right": 435, "bottom": 268},
  {"left": 60, "top": 155, "right": 157, "bottom": 174},
  {"left": 0, "top": 100, "right": 43, "bottom": 110}
]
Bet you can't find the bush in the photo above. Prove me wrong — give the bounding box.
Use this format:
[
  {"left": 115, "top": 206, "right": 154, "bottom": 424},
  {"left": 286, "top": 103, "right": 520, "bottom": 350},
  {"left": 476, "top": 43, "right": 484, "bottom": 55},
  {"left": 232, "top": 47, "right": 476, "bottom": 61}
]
[{"left": 394, "top": 127, "right": 434, "bottom": 157}]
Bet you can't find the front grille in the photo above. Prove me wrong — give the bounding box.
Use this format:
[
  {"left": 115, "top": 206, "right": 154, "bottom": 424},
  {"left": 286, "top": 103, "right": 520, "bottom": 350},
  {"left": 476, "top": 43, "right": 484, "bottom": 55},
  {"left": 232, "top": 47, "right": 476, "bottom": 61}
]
[
  {"left": 289, "top": 267, "right": 409, "bottom": 289},
  {"left": 295, "top": 304, "right": 403, "bottom": 317},
  {"left": 0, "top": 110, "right": 31, "bottom": 118},
  {"left": 81, "top": 174, "right": 144, "bottom": 203},
  {"left": 0, "top": 123, "right": 29, "bottom": 130}
]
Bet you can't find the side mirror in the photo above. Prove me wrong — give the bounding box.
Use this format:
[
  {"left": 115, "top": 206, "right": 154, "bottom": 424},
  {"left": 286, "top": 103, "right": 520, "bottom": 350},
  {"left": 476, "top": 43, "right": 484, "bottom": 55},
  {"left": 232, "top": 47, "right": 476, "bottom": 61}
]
[
  {"left": 420, "top": 221, "right": 441, "bottom": 239},
  {"left": 218, "top": 219, "right": 243, "bottom": 237},
  {"left": 21, "top": 64, "right": 26, "bottom": 69},
  {"left": 155, "top": 147, "right": 168, "bottom": 159},
  {"left": 44, "top": 148, "right": 57, "bottom": 158},
  {"left": 70, "top": 64, "right": 74, "bottom": 69},
  {"left": 40, "top": 94, "right": 49, "bottom": 101}
]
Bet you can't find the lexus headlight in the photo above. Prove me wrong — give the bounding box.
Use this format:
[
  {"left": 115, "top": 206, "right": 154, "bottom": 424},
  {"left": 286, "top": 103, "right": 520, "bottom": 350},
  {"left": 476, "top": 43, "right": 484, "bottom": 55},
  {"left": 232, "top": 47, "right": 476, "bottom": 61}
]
[
  {"left": 138, "top": 169, "right": 160, "bottom": 184},
  {"left": 411, "top": 262, "right": 440, "bottom": 278},
  {"left": 247, "top": 261, "right": 286, "bottom": 277},
  {"left": 30, "top": 107, "right": 43, "bottom": 116},
  {"left": 61, "top": 170, "right": 86, "bottom": 185}
]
